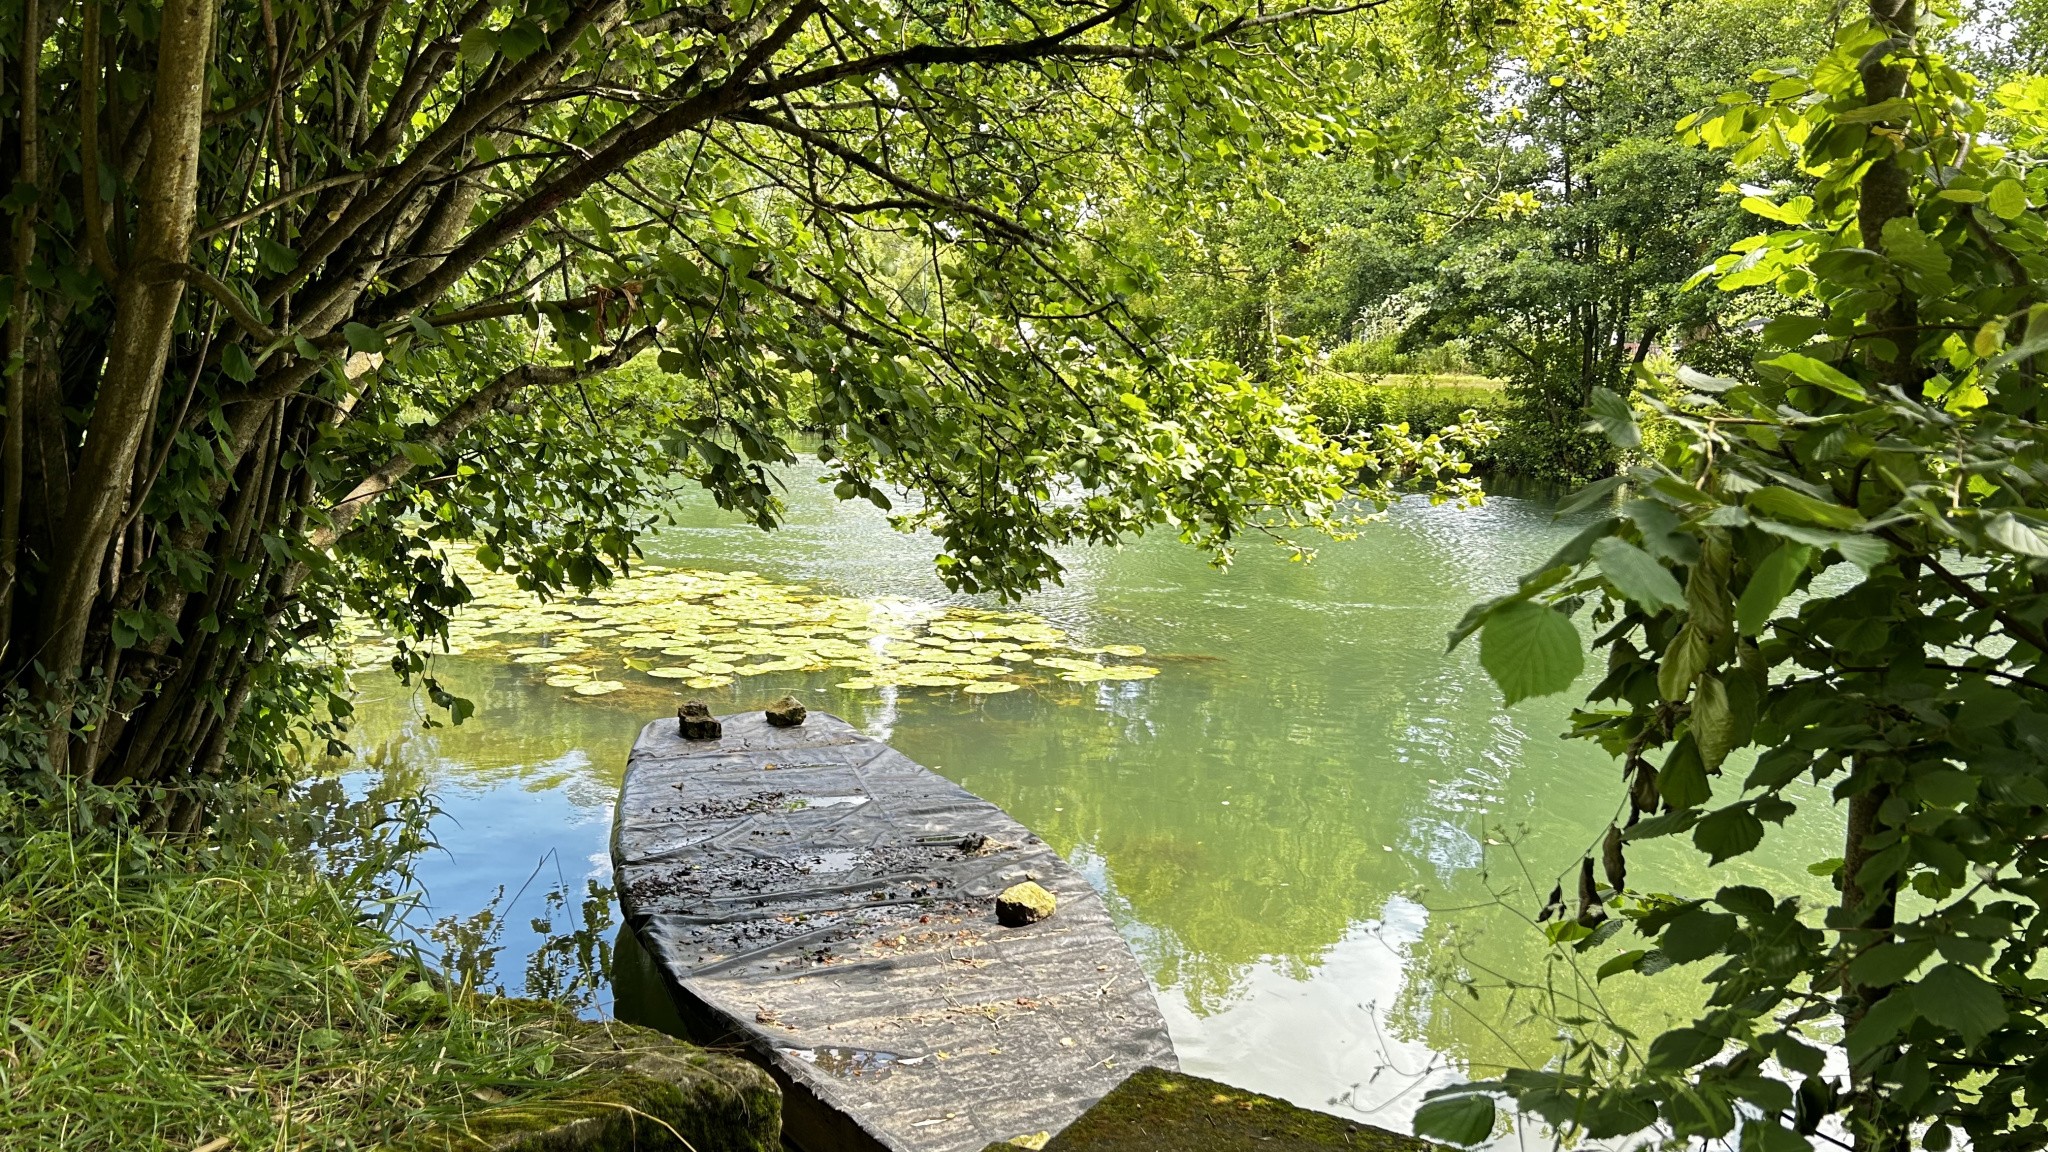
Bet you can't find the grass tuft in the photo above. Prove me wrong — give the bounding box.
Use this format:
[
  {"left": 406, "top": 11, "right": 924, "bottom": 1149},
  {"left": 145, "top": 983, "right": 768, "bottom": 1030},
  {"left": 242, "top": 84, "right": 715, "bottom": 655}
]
[{"left": 0, "top": 798, "right": 587, "bottom": 1151}]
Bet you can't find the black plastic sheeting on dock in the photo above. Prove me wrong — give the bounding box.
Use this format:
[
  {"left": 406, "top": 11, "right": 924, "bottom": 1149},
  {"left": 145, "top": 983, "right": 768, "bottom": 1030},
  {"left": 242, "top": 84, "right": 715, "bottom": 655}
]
[{"left": 611, "top": 711, "right": 1178, "bottom": 1152}]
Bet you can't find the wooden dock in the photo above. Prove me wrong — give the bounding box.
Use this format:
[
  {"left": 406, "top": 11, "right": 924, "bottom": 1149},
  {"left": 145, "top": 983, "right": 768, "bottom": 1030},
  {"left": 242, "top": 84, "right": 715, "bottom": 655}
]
[{"left": 611, "top": 709, "right": 1178, "bottom": 1152}]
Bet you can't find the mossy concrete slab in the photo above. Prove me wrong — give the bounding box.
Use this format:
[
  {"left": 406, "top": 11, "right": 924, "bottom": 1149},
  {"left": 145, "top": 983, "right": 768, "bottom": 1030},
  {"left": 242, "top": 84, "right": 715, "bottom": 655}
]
[
  {"left": 387, "top": 1014, "right": 779, "bottom": 1152},
  {"left": 982, "top": 1067, "right": 1438, "bottom": 1152}
]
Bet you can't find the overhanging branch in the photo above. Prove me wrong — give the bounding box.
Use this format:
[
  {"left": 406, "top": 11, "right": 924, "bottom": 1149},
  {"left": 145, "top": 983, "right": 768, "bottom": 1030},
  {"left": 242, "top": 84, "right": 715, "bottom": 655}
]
[{"left": 309, "top": 325, "right": 661, "bottom": 553}]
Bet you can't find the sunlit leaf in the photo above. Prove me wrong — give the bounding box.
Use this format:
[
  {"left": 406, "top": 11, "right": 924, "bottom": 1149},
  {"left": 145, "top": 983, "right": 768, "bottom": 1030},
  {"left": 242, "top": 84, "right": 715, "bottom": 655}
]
[{"left": 1478, "top": 601, "right": 1584, "bottom": 705}]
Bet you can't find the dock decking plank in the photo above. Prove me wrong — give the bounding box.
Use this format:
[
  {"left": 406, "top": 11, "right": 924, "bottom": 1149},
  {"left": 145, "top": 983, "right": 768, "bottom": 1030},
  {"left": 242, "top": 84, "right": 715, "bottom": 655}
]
[{"left": 613, "top": 710, "right": 1178, "bottom": 1152}]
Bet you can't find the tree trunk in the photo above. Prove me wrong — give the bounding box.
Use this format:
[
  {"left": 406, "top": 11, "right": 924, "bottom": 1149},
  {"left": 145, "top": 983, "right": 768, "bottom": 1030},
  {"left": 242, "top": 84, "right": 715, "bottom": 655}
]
[
  {"left": 36, "top": 0, "right": 216, "bottom": 766},
  {"left": 1838, "top": 776, "right": 1901, "bottom": 1151},
  {"left": 1, "top": 0, "right": 41, "bottom": 666},
  {"left": 1838, "top": 9, "right": 1919, "bottom": 1144},
  {"left": 1857, "top": 0, "right": 1921, "bottom": 396}
]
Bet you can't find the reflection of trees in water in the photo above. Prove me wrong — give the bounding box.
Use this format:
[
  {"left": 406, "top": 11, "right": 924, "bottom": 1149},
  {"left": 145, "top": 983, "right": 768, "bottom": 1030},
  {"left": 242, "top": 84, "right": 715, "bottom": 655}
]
[
  {"left": 1383, "top": 794, "right": 1841, "bottom": 1076},
  {"left": 886, "top": 615, "right": 1549, "bottom": 1018},
  {"left": 333, "top": 660, "right": 645, "bottom": 812},
  {"left": 1386, "top": 859, "right": 1707, "bottom": 1083},
  {"left": 332, "top": 495, "right": 1761, "bottom": 1072},
  {"left": 297, "top": 747, "right": 621, "bottom": 1017}
]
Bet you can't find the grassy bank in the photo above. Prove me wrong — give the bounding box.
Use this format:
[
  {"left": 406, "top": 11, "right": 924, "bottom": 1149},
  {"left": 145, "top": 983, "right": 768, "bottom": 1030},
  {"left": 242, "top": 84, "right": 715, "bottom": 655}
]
[
  {"left": 1297, "top": 372, "right": 1511, "bottom": 470},
  {"left": 1298, "top": 373, "right": 1507, "bottom": 434},
  {"left": 0, "top": 795, "right": 596, "bottom": 1151}
]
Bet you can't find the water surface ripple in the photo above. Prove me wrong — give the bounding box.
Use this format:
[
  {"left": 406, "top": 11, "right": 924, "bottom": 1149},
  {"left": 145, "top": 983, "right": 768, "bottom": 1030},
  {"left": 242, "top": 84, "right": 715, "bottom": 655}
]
[{"left": 342, "top": 473, "right": 1836, "bottom": 1138}]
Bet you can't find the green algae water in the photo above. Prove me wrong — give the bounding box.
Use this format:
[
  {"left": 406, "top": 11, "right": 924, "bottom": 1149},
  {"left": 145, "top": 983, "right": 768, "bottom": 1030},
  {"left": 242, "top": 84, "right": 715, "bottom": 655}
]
[{"left": 338, "top": 469, "right": 1842, "bottom": 1136}]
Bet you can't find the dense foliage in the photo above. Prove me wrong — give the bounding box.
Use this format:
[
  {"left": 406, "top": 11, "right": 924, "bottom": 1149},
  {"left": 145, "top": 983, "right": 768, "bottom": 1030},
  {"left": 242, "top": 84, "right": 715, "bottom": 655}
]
[
  {"left": 0, "top": 0, "right": 1473, "bottom": 800},
  {"left": 1427, "top": 3, "right": 2048, "bottom": 1148},
  {"left": 1129, "top": 0, "right": 1829, "bottom": 483}
]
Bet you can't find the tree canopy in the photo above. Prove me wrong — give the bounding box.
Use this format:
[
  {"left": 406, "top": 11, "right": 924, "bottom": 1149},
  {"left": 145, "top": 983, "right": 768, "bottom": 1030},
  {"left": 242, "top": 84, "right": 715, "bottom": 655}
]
[
  {"left": 0, "top": 0, "right": 1482, "bottom": 797},
  {"left": 1121, "top": 0, "right": 1832, "bottom": 481}
]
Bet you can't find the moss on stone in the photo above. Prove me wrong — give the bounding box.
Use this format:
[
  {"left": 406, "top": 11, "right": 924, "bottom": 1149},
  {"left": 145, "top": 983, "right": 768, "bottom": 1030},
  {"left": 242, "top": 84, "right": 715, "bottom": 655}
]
[
  {"left": 982, "top": 1066, "right": 1437, "bottom": 1152},
  {"left": 386, "top": 1010, "right": 778, "bottom": 1152},
  {"left": 995, "top": 880, "right": 1058, "bottom": 926}
]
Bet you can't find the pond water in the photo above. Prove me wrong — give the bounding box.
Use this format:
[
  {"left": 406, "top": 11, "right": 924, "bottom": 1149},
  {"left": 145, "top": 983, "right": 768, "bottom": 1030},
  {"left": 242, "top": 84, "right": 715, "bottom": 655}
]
[{"left": 339, "top": 468, "right": 1842, "bottom": 1141}]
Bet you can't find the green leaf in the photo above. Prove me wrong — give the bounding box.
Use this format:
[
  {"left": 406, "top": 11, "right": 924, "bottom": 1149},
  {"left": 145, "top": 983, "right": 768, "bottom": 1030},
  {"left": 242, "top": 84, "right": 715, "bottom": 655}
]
[
  {"left": 1989, "top": 177, "right": 2029, "bottom": 220},
  {"left": 1832, "top": 533, "right": 1888, "bottom": 571},
  {"left": 458, "top": 26, "right": 497, "bottom": 65},
  {"left": 1584, "top": 386, "right": 1641, "bottom": 449},
  {"left": 1554, "top": 474, "right": 1626, "bottom": 518},
  {"left": 1411, "top": 1094, "right": 1496, "bottom": 1145},
  {"left": 1992, "top": 303, "right": 2048, "bottom": 370},
  {"left": 1767, "top": 1036, "right": 1827, "bottom": 1076},
  {"left": 1743, "top": 1120, "right": 1818, "bottom": 1152},
  {"left": 1675, "top": 365, "right": 1740, "bottom": 393},
  {"left": 1658, "top": 623, "right": 1709, "bottom": 702},
  {"left": 1912, "top": 767, "right": 1977, "bottom": 805},
  {"left": 1735, "top": 543, "right": 1812, "bottom": 634},
  {"left": 1596, "top": 949, "right": 1647, "bottom": 981},
  {"left": 1847, "top": 940, "right": 1934, "bottom": 988},
  {"left": 1762, "top": 353, "right": 1868, "bottom": 401},
  {"left": 1592, "top": 537, "right": 1686, "bottom": 612},
  {"left": 1846, "top": 988, "right": 1918, "bottom": 1065},
  {"left": 219, "top": 343, "right": 256, "bottom": 383},
  {"left": 1917, "top": 964, "right": 2007, "bottom": 1045},
  {"left": 255, "top": 237, "right": 299, "bottom": 274},
  {"left": 1645, "top": 1027, "right": 1722, "bottom": 1070},
  {"left": 1661, "top": 908, "right": 1736, "bottom": 962},
  {"left": 496, "top": 18, "right": 547, "bottom": 61},
  {"left": 1834, "top": 96, "right": 1917, "bottom": 124},
  {"left": 1880, "top": 216, "right": 1953, "bottom": 281},
  {"left": 1478, "top": 601, "right": 1584, "bottom": 705},
  {"left": 1747, "top": 486, "right": 1865, "bottom": 530},
  {"left": 1740, "top": 195, "right": 1811, "bottom": 224},
  {"left": 1985, "top": 512, "right": 2048, "bottom": 557},
  {"left": 1761, "top": 315, "right": 1826, "bottom": 348},
  {"left": 1660, "top": 734, "right": 1711, "bottom": 810},
  {"left": 1538, "top": 515, "right": 1623, "bottom": 577},
  {"left": 1693, "top": 805, "right": 1763, "bottom": 864},
  {"left": 1691, "top": 674, "right": 1735, "bottom": 767},
  {"left": 343, "top": 323, "right": 388, "bottom": 354}
]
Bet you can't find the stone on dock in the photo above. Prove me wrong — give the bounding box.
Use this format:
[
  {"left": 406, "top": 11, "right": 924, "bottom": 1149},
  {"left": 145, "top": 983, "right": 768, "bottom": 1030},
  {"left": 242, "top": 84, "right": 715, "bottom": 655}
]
[
  {"left": 678, "top": 700, "right": 722, "bottom": 740},
  {"left": 996, "top": 881, "right": 1057, "bottom": 926},
  {"left": 764, "top": 694, "right": 808, "bottom": 727}
]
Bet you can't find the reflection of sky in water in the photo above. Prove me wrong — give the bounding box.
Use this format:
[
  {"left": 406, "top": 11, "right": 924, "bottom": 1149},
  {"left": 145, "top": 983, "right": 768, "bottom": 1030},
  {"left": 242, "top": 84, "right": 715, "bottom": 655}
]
[
  {"left": 338, "top": 472, "right": 1844, "bottom": 1138},
  {"left": 1160, "top": 902, "right": 1450, "bottom": 1118}
]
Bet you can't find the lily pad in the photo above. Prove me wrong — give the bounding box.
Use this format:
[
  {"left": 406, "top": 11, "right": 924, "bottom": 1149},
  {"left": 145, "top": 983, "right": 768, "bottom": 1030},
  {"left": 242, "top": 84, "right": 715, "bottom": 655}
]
[{"left": 344, "top": 555, "right": 1166, "bottom": 703}]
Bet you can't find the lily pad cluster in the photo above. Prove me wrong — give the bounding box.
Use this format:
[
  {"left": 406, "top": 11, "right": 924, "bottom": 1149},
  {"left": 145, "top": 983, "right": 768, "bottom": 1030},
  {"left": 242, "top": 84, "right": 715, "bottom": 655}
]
[{"left": 346, "top": 562, "right": 1159, "bottom": 699}]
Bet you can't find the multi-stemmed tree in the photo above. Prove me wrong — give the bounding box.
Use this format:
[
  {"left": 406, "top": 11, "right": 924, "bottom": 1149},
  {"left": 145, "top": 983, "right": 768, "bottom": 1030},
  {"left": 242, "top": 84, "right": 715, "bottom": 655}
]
[{"left": 0, "top": 0, "right": 1425, "bottom": 805}]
